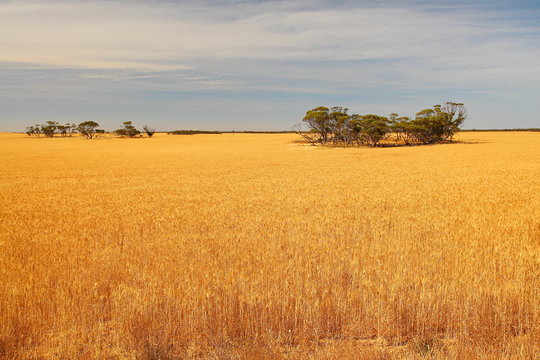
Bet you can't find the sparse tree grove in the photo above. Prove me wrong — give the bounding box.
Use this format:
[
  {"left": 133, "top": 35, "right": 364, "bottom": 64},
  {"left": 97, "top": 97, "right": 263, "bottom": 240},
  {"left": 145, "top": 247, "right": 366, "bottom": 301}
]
[
  {"left": 26, "top": 121, "right": 102, "bottom": 138},
  {"left": 25, "top": 121, "right": 157, "bottom": 139},
  {"left": 24, "top": 104, "right": 467, "bottom": 146},
  {"left": 297, "top": 102, "right": 467, "bottom": 146}
]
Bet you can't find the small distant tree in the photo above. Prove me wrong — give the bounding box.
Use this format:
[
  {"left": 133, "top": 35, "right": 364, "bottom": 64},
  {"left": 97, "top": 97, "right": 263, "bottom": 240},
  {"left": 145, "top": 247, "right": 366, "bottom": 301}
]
[
  {"left": 114, "top": 121, "right": 140, "bottom": 138},
  {"left": 25, "top": 126, "right": 40, "bottom": 136},
  {"left": 143, "top": 125, "right": 155, "bottom": 137},
  {"left": 66, "top": 123, "right": 78, "bottom": 137},
  {"left": 77, "top": 121, "right": 100, "bottom": 139},
  {"left": 57, "top": 124, "right": 68, "bottom": 137},
  {"left": 34, "top": 124, "right": 43, "bottom": 136}
]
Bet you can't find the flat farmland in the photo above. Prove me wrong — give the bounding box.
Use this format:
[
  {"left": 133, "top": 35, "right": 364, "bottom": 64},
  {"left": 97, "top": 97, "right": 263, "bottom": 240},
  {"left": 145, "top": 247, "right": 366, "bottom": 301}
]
[{"left": 1, "top": 132, "right": 539, "bottom": 359}]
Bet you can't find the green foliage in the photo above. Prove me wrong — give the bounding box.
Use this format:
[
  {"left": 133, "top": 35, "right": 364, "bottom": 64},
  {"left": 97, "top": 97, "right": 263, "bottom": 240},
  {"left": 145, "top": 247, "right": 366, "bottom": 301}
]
[
  {"left": 66, "top": 123, "right": 78, "bottom": 137},
  {"left": 400, "top": 102, "right": 468, "bottom": 144},
  {"left": 297, "top": 102, "right": 467, "bottom": 147},
  {"left": 300, "top": 107, "right": 391, "bottom": 146},
  {"left": 25, "top": 126, "right": 40, "bottom": 136},
  {"left": 55, "top": 123, "right": 77, "bottom": 137},
  {"left": 355, "top": 114, "right": 390, "bottom": 146},
  {"left": 77, "top": 121, "right": 100, "bottom": 139},
  {"left": 302, "top": 106, "right": 332, "bottom": 144},
  {"left": 391, "top": 117, "right": 413, "bottom": 144},
  {"left": 114, "top": 121, "right": 140, "bottom": 138},
  {"left": 56, "top": 124, "right": 67, "bottom": 136},
  {"left": 41, "top": 121, "right": 59, "bottom": 137},
  {"left": 328, "top": 107, "right": 350, "bottom": 144},
  {"left": 26, "top": 122, "right": 80, "bottom": 137}
]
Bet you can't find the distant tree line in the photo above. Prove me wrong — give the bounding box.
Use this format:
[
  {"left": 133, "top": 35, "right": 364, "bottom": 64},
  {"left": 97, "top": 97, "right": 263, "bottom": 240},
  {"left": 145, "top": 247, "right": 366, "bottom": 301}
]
[
  {"left": 228, "top": 131, "right": 295, "bottom": 134},
  {"left": 26, "top": 121, "right": 156, "bottom": 139},
  {"left": 168, "top": 130, "right": 222, "bottom": 135},
  {"left": 167, "top": 130, "right": 295, "bottom": 135},
  {"left": 463, "top": 128, "right": 540, "bottom": 132},
  {"left": 296, "top": 102, "right": 467, "bottom": 146}
]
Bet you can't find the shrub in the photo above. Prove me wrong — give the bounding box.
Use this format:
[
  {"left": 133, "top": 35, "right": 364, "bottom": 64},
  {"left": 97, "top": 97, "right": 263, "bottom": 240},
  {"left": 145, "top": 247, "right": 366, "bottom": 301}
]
[{"left": 143, "top": 125, "right": 156, "bottom": 137}]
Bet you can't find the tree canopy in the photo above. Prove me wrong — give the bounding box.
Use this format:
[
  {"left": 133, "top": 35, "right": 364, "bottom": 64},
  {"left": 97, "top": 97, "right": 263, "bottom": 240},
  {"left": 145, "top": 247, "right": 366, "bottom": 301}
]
[
  {"left": 26, "top": 121, "right": 99, "bottom": 138},
  {"left": 77, "top": 121, "right": 100, "bottom": 139},
  {"left": 114, "top": 121, "right": 141, "bottom": 138},
  {"left": 297, "top": 102, "right": 467, "bottom": 147}
]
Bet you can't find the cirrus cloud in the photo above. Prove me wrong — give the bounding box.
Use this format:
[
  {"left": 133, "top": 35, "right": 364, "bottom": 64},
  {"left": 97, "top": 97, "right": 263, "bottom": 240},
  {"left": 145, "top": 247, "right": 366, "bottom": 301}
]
[{"left": 0, "top": 0, "right": 539, "bottom": 130}]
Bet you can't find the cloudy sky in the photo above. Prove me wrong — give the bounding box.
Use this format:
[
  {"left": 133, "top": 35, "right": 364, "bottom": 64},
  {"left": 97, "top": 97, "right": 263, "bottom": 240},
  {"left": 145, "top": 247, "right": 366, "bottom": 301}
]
[{"left": 1, "top": 0, "right": 539, "bottom": 131}]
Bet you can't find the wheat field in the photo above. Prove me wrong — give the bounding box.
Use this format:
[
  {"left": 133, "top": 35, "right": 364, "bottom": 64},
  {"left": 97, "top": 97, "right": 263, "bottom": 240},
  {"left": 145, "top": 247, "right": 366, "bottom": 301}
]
[{"left": 0, "top": 131, "right": 539, "bottom": 359}]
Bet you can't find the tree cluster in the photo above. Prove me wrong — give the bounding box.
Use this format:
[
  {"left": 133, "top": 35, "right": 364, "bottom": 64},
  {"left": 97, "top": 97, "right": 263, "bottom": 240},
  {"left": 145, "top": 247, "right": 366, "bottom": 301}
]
[
  {"left": 26, "top": 121, "right": 101, "bottom": 139},
  {"left": 297, "top": 102, "right": 467, "bottom": 147},
  {"left": 112, "top": 122, "right": 156, "bottom": 137},
  {"left": 25, "top": 121, "right": 157, "bottom": 139}
]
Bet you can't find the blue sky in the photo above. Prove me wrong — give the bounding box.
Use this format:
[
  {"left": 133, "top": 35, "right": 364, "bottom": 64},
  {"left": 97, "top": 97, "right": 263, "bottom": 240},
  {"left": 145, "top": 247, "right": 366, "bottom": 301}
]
[{"left": 1, "top": 0, "right": 539, "bottom": 131}]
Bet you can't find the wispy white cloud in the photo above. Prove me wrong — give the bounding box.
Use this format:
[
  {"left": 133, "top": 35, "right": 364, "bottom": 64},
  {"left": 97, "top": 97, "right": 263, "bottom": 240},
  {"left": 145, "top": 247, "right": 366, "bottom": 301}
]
[
  {"left": 2, "top": 1, "right": 537, "bottom": 67},
  {"left": 0, "top": 0, "right": 539, "bottom": 129}
]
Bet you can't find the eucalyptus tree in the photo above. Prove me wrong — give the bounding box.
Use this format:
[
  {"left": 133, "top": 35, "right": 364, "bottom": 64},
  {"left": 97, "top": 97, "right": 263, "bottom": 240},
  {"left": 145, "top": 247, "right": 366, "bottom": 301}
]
[
  {"left": 66, "top": 123, "right": 78, "bottom": 137},
  {"left": 25, "top": 126, "right": 39, "bottom": 136},
  {"left": 302, "top": 106, "right": 333, "bottom": 144},
  {"left": 41, "top": 121, "right": 59, "bottom": 137},
  {"left": 328, "top": 106, "right": 350, "bottom": 144},
  {"left": 357, "top": 115, "right": 390, "bottom": 146},
  {"left": 411, "top": 102, "right": 467, "bottom": 144},
  {"left": 77, "top": 121, "right": 100, "bottom": 139},
  {"left": 302, "top": 106, "right": 355, "bottom": 145},
  {"left": 438, "top": 102, "right": 467, "bottom": 141},
  {"left": 57, "top": 124, "right": 68, "bottom": 136},
  {"left": 345, "top": 114, "right": 364, "bottom": 145},
  {"left": 390, "top": 116, "right": 413, "bottom": 144}
]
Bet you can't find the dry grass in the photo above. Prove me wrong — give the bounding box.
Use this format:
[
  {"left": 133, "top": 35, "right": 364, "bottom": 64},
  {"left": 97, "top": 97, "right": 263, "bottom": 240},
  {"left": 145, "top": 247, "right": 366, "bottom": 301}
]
[{"left": 0, "top": 131, "right": 539, "bottom": 359}]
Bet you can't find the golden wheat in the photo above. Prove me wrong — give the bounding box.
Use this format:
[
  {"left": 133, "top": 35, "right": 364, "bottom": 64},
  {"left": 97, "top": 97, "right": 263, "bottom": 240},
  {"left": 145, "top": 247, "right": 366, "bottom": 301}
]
[{"left": 0, "top": 132, "right": 539, "bottom": 359}]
